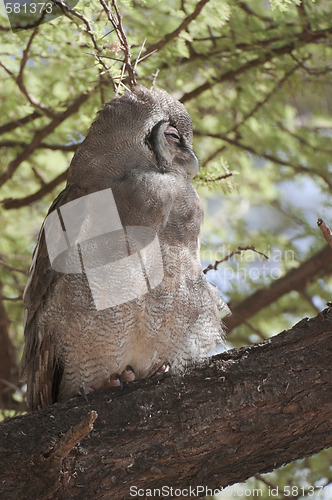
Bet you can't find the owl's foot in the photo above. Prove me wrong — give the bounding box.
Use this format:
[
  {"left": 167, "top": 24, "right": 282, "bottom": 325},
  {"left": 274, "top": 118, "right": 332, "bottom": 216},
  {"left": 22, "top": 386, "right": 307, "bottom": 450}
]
[{"left": 108, "top": 365, "right": 136, "bottom": 387}]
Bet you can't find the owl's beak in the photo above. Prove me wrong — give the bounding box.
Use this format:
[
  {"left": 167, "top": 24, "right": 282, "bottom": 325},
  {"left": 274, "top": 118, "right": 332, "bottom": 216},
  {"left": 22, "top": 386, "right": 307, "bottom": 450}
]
[{"left": 187, "top": 150, "right": 199, "bottom": 179}]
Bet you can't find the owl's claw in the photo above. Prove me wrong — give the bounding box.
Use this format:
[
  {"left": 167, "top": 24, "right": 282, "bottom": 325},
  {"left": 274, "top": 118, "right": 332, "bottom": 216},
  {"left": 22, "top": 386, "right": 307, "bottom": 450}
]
[
  {"left": 121, "top": 365, "right": 136, "bottom": 383},
  {"left": 153, "top": 364, "right": 168, "bottom": 376},
  {"left": 108, "top": 367, "right": 136, "bottom": 387},
  {"left": 108, "top": 373, "right": 123, "bottom": 388}
]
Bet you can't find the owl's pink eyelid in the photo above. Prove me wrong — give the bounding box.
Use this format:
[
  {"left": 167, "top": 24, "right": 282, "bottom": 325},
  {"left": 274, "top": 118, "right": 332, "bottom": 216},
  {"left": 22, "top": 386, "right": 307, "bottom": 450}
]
[{"left": 165, "top": 126, "right": 180, "bottom": 140}]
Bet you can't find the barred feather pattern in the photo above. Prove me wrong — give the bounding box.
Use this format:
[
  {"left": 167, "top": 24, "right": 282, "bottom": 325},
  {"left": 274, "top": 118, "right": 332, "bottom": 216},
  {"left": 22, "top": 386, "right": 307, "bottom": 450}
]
[{"left": 20, "top": 86, "right": 228, "bottom": 409}]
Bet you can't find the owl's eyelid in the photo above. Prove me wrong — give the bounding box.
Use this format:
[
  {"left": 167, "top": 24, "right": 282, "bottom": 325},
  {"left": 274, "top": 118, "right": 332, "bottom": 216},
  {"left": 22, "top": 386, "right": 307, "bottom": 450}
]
[
  {"left": 166, "top": 132, "right": 180, "bottom": 141},
  {"left": 164, "top": 125, "right": 181, "bottom": 142}
]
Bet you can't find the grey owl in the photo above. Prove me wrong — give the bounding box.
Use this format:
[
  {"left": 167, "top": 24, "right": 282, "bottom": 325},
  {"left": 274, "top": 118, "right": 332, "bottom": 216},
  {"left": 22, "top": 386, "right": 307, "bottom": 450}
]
[{"left": 20, "top": 86, "right": 227, "bottom": 410}]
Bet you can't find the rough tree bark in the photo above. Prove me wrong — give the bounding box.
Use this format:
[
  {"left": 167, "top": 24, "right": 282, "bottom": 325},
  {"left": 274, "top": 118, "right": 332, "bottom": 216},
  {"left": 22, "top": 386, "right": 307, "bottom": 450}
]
[
  {"left": 0, "top": 308, "right": 331, "bottom": 500},
  {"left": 0, "top": 279, "right": 15, "bottom": 408}
]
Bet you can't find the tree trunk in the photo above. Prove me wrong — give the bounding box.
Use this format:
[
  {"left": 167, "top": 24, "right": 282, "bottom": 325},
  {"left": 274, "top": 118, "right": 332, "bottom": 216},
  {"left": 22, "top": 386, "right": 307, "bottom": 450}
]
[{"left": 1, "top": 308, "right": 331, "bottom": 500}]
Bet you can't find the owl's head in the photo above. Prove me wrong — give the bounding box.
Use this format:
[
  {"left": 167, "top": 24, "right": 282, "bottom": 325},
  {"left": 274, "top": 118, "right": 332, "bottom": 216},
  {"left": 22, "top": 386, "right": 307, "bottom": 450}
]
[{"left": 67, "top": 86, "right": 198, "bottom": 186}]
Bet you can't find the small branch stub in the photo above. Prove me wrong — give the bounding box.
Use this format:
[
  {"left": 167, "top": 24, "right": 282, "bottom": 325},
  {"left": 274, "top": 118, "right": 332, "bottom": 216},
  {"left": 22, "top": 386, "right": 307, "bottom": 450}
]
[
  {"left": 317, "top": 218, "right": 332, "bottom": 250},
  {"left": 46, "top": 410, "right": 98, "bottom": 460}
]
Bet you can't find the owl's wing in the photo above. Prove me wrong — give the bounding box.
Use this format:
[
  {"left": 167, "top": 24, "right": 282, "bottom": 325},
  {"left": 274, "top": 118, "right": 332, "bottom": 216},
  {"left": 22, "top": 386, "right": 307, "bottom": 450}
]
[{"left": 20, "top": 186, "right": 74, "bottom": 410}]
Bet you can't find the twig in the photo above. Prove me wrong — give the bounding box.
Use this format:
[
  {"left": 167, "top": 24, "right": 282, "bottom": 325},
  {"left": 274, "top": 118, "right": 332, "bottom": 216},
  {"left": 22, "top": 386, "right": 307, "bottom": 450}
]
[
  {"left": 0, "top": 61, "right": 14, "bottom": 77},
  {"left": 85, "top": 52, "right": 124, "bottom": 63},
  {"left": 99, "top": 0, "right": 136, "bottom": 87},
  {"left": 237, "top": 1, "right": 274, "bottom": 23},
  {"left": 202, "top": 145, "right": 226, "bottom": 167},
  {"left": 317, "top": 219, "right": 332, "bottom": 250},
  {"left": 143, "top": 0, "right": 210, "bottom": 59},
  {"left": 45, "top": 410, "right": 98, "bottom": 460},
  {"left": 278, "top": 121, "right": 332, "bottom": 155},
  {"left": 52, "top": 0, "right": 116, "bottom": 91},
  {"left": 254, "top": 474, "right": 277, "bottom": 490},
  {"left": 300, "top": 290, "right": 321, "bottom": 314},
  {"left": 116, "top": 62, "right": 127, "bottom": 94},
  {"left": 197, "top": 172, "right": 233, "bottom": 183},
  {"left": 133, "top": 38, "right": 147, "bottom": 71},
  {"left": 0, "top": 378, "right": 25, "bottom": 395},
  {"left": 151, "top": 69, "right": 160, "bottom": 89},
  {"left": 203, "top": 246, "right": 268, "bottom": 274}
]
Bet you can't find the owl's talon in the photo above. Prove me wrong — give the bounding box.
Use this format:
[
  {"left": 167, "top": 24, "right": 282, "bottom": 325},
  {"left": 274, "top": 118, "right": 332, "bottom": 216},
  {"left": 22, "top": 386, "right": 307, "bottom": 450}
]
[
  {"left": 121, "top": 365, "right": 136, "bottom": 383},
  {"left": 108, "top": 374, "right": 122, "bottom": 388},
  {"left": 153, "top": 364, "right": 168, "bottom": 376}
]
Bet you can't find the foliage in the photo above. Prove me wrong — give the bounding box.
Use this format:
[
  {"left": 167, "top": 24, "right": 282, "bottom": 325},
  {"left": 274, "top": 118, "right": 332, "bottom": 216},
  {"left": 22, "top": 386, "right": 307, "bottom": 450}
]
[{"left": 0, "top": 0, "right": 331, "bottom": 496}]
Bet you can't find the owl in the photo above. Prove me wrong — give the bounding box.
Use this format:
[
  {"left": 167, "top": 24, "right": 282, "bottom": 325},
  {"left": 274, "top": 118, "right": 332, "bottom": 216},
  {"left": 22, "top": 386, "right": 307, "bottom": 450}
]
[{"left": 20, "top": 86, "right": 227, "bottom": 410}]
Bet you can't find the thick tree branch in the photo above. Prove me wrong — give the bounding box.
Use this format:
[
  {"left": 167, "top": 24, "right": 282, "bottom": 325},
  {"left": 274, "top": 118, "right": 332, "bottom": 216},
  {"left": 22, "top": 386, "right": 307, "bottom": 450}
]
[
  {"left": 0, "top": 308, "right": 331, "bottom": 499},
  {"left": 224, "top": 245, "right": 332, "bottom": 332}
]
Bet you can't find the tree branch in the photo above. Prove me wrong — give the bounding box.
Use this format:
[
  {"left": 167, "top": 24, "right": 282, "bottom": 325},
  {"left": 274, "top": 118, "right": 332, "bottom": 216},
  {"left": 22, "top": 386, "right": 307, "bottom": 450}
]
[
  {"left": 143, "top": 0, "right": 210, "bottom": 58},
  {"left": 0, "top": 111, "right": 42, "bottom": 136},
  {"left": 224, "top": 245, "right": 332, "bottom": 332},
  {"left": 0, "top": 308, "right": 331, "bottom": 499},
  {"left": 196, "top": 131, "right": 332, "bottom": 190},
  {"left": 16, "top": 27, "right": 56, "bottom": 118},
  {"left": 0, "top": 140, "right": 79, "bottom": 152},
  {"left": 52, "top": 0, "right": 116, "bottom": 91},
  {"left": 180, "top": 27, "right": 332, "bottom": 103},
  {"left": 99, "top": 0, "right": 137, "bottom": 88},
  {"left": 2, "top": 169, "right": 68, "bottom": 209},
  {"left": 0, "top": 91, "right": 91, "bottom": 188}
]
